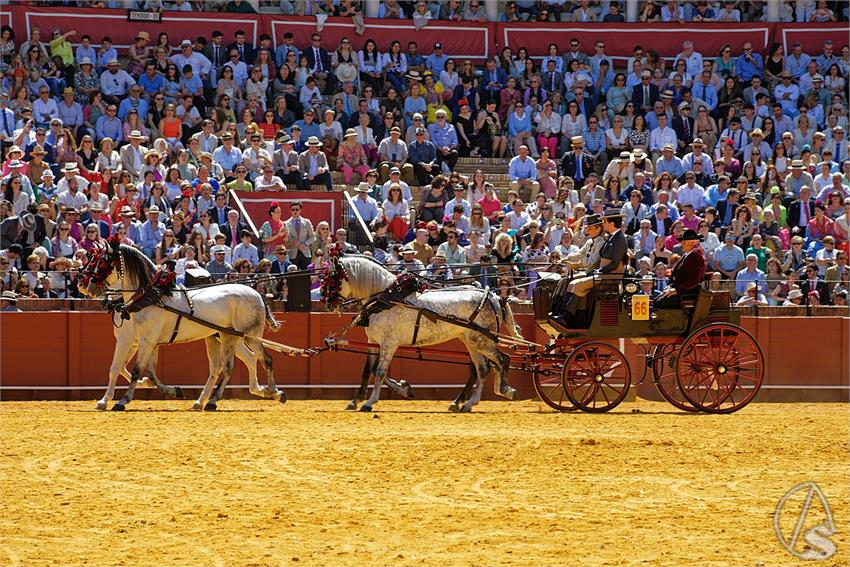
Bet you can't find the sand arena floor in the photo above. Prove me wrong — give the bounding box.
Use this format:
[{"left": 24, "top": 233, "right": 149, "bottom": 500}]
[{"left": 0, "top": 399, "right": 848, "bottom": 566}]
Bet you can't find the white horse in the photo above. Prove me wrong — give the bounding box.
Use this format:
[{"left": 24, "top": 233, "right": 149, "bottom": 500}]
[
  {"left": 328, "top": 255, "right": 523, "bottom": 413},
  {"left": 79, "top": 241, "right": 286, "bottom": 411}
]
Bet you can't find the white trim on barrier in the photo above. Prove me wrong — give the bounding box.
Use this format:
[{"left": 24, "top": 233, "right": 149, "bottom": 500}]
[
  {"left": 270, "top": 20, "right": 491, "bottom": 60},
  {"left": 236, "top": 195, "right": 340, "bottom": 231},
  {"left": 780, "top": 27, "right": 845, "bottom": 53},
  {"left": 501, "top": 25, "right": 771, "bottom": 61},
  {"left": 24, "top": 12, "right": 259, "bottom": 49}
]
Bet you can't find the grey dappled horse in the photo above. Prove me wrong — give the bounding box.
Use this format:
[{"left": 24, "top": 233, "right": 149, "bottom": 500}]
[{"left": 332, "top": 255, "right": 523, "bottom": 412}]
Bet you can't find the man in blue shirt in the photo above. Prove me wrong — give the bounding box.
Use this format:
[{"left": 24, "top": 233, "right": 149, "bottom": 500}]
[
  {"left": 95, "top": 104, "right": 123, "bottom": 143},
  {"left": 735, "top": 254, "right": 766, "bottom": 295},
  {"left": 427, "top": 109, "right": 459, "bottom": 174},
  {"left": 655, "top": 145, "right": 684, "bottom": 177},
  {"left": 712, "top": 234, "right": 745, "bottom": 280},
  {"left": 137, "top": 62, "right": 165, "bottom": 99},
  {"left": 212, "top": 134, "right": 243, "bottom": 178},
  {"left": 406, "top": 41, "right": 425, "bottom": 75},
  {"left": 691, "top": 72, "right": 718, "bottom": 111},
  {"left": 508, "top": 145, "right": 539, "bottom": 200},
  {"left": 408, "top": 128, "right": 438, "bottom": 186},
  {"left": 118, "top": 84, "right": 149, "bottom": 121},
  {"left": 784, "top": 43, "right": 811, "bottom": 79},
  {"left": 74, "top": 35, "right": 97, "bottom": 67},
  {"left": 425, "top": 42, "right": 448, "bottom": 74},
  {"left": 139, "top": 206, "right": 166, "bottom": 258},
  {"left": 735, "top": 42, "right": 763, "bottom": 84}
]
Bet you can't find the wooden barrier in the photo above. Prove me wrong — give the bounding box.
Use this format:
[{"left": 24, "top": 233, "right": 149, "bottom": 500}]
[{"left": 1, "top": 310, "right": 847, "bottom": 403}]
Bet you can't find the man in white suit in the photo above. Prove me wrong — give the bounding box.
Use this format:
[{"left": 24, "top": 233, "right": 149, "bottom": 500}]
[
  {"left": 119, "top": 130, "right": 149, "bottom": 180},
  {"left": 285, "top": 201, "right": 315, "bottom": 270}
]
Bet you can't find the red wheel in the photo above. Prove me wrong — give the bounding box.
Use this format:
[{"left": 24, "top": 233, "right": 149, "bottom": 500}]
[
  {"left": 532, "top": 347, "right": 578, "bottom": 412},
  {"left": 652, "top": 344, "right": 699, "bottom": 412},
  {"left": 676, "top": 323, "right": 764, "bottom": 414},
  {"left": 562, "top": 342, "right": 631, "bottom": 413}
]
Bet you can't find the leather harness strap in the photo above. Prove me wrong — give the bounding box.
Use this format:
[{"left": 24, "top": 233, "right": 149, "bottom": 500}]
[
  {"left": 168, "top": 313, "right": 183, "bottom": 344},
  {"left": 411, "top": 310, "right": 423, "bottom": 346}
]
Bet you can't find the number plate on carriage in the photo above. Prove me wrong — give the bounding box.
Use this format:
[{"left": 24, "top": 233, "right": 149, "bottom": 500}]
[{"left": 631, "top": 295, "right": 649, "bottom": 321}]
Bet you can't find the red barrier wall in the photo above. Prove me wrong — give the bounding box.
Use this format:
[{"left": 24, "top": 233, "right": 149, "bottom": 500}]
[
  {"left": 234, "top": 191, "right": 345, "bottom": 233},
  {"left": 2, "top": 311, "right": 847, "bottom": 402},
  {"left": 6, "top": 6, "right": 847, "bottom": 63}
]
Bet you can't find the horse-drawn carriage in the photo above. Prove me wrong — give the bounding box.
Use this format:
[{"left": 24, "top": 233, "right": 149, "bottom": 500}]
[
  {"left": 79, "top": 237, "right": 763, "bottom": 414},
  {"left": 520, "top": 273, "right": 765, "bottom": 414}
]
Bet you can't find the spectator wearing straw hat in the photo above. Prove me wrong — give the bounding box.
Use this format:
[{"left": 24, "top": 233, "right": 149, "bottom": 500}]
[
  {"left": 298, "top": 136, "right": 333, "bottom": 192},
  {"left": 207, "top": 244, "right": 233, "bottom": 282},
  {"left": 139, "top": 205, "right": 166, "bottom": 258},
  {"left": 1, "top": 290, "right": 19, "bottom": 311},
  {"left": 559, "top": 136, "right": 594, "bottom": 186}
]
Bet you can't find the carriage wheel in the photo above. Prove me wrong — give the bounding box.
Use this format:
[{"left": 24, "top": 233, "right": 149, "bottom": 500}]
[
  {"left": 675, "top": 323, "right": 765, "bottom": 414},
  {"left": 532, "top": 347, "right": 578, "bottom": 412},
  {"left": 562, "top": 342, "right": 631, "bottom": 413},
  {"left": 651, "top": 344, "right": 699, "bottom": 412}
]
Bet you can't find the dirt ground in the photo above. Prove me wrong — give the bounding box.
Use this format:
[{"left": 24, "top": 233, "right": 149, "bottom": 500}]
[{"left": 0, "top": 399, "right": 848, "bottom": 567}]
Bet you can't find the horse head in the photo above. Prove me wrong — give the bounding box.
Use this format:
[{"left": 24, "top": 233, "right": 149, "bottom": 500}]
[{"left": 77, "top": 237, "right": 124, "bottom": 297}]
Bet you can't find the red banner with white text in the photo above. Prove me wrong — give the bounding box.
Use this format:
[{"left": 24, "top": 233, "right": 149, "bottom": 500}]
[{"left": 233, "top": 191, "right": 345, "bottom": 235}]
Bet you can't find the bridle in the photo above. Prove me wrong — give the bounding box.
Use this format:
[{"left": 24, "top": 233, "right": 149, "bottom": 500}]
[
  {"left": 78, "top": 237, "right": 126, "bottom": 289},
  {"left": 318, "top": 246, "right": 349, "bottom": 310}
]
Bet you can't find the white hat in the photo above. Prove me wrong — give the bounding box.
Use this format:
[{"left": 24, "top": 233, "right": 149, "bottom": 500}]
[
  {"left": 147, "top": 205, "right": 161, "bottom": 214},
  {"left": 80, "top": 57, "right": 92, "bottom": 66},
  {"left": 62, "top": 162, "right": 79, "bottom": 172},
  {"left": 355, "top": 182, "right": 370, "bottom": 192},
  {"left": 787, "top": 289, "right": 803, "bottom": 300},
  {"left": 211, "top": 244, "right": 228, "bottom": 254},
  {"left": 306, "top": 136, "right": 322, "bottom": 147}
]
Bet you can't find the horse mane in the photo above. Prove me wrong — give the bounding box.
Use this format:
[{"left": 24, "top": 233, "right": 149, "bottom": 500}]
[
  {"left": 119, "top": 244, "right": 156, "bottom": 290},
  {"left": 340, "top": 255, "right": 397, "bottom": 300}
]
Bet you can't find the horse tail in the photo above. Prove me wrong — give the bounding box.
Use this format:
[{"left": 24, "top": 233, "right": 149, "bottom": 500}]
[
  {"left": 500, "top": 298, "right": 524, "bottom": 340},
  {"left": 262, "top": 294, "right": 281, "bottom": 332}
]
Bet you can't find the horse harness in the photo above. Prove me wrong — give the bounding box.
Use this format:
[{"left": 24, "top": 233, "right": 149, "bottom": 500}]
[{"left": 340, "top": 273, "right": 503, "bottom": 345}]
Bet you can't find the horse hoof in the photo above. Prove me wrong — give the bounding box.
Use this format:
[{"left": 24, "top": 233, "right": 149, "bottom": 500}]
[
  {"left": 459, "top": 405, "right": 473, "bottom": 413},
  {"left": 345, "top": 401, "right": 357, "bottom": 411},
  {"left": 448, "top": 402, "right": 460, "bottom": 413},
  {"left": 400, "top": 380, "right": 415, "bottom": 399},
  {"left": 501, "top": 386, "right": 518, "bottom": 400},
  {"left": 191, "top": 402, "right": 203, "bottom": 411},
  {"left": 203, "top": 402, "right": 217, "bottom": 411},
  {"left": 277, "top": 390, "right": 287, "bottom": 404},
  {"left": 174, "top": 386, "right": 185, "bottom": 399},
  {"left": 95, "top": 402, "right": 107, "bottom": 411},
  {"left": 359, "top": 405, "right": 373, "bottom": 412},
  {"left": 110, "top": 403, "right": 125, "bottom": 412}
]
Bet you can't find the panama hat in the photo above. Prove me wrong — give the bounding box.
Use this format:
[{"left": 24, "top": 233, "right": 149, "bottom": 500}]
[
  {"left": 120, "top": 206, "right": 136, "bottom": 217},
  {"left": 210, "top": 244, "right": 227, "bottom": 255},
  {"left": 355, "top": 182, "right": 371, "bottom": 193},
  {"left": 788, "top": 159, "right": 807, "bottom": 170},
  {"left": 128, "top": 130, "right": 148, "bottom": 140},
  {"left": 1, "top": 291, "right": 16, "bottom": 303},
  {"left": 601, "top": 209, "right": 623, "bottom": 219},
  {"left": 147, "top": 205, "right": 161, "bottom": 214},
  {"left": 306, "top": 136, "right": 322, "bottom": 147},
  {"left": 343, "top": 128, "right": 358, "bottom": 140},
  {"left": 135, "top": 31, "right": 150, "bottom": 41},
  {"left": 335, "top": 62, "right": 358, "bottom": 83},
  {"left": 786, "top": 289, "right": 803, "bottom": 300},
  {"left": 570, "top": 136, "right": 584, "bottom": 147},
  {"left": 62, "top": 162, "right": 79, "bottom": 173},
  {"left": 401, "top": 245, "right": 416, "bottom": 255}
]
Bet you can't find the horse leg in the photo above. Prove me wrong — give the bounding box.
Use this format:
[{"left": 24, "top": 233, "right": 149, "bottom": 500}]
[
  {"left": 487, "top": 348, "right": 516, "bottom": 400},
  {"left": 347, "top": 350, "right": 376, "bottom": 410},
  {"left": 192, "top": 336, "right": 223, "bottom": 411},
  {"left": 143, "top": 349, "right": 184, "bottom": 399},
  {"left": 460, "top": 354, "right": 489, "bottom": 413},
  {"left": 245, "top": 338, "right": 285, "bottom": 403},
  {"left": 449, "top": 363, "right": 481, "bottom": 413},
  {"left": 117, "top": 345, "right": 154, "bottom": 388},
  {"left": 112, "top": 339, "right": 156, "bottom": 411},
  {"left": 360, "top": 343, "right": 399, "bottom": 412},
  {"left": 97, "top": 333, "right": 134, "bottom": 410}
]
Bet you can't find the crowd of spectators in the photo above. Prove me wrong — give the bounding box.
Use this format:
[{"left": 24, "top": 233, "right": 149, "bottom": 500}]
[{"left": 0, "top": 1, "right": 848, "bottom": 309}]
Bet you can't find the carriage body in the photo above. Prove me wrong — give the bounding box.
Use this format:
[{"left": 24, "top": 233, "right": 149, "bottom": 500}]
[{"left": 524, "top": 273, "right": 763, "bottom": 414}]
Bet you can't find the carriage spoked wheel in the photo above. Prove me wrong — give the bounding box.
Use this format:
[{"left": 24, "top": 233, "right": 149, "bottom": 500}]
[
  {"left": 675, "top": 323, "right": 765, "bottom": 414},
  {"left": 651, "top": 343, "right": 699, "bottom": 412},
  {"left": 562, "top": 342, "right": 632, "bottom": 413},
  {"left": 532, "top": 346, "right": 578, "bottom": 412}
]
